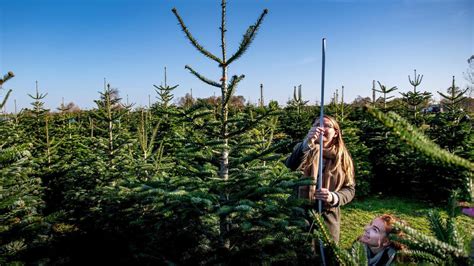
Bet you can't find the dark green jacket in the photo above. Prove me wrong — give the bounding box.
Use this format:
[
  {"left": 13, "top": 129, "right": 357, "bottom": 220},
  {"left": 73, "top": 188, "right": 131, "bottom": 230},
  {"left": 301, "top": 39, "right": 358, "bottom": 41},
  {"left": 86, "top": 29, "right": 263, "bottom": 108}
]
[{"left": 364, "top": 244, "right": 397, "bottom": 266}]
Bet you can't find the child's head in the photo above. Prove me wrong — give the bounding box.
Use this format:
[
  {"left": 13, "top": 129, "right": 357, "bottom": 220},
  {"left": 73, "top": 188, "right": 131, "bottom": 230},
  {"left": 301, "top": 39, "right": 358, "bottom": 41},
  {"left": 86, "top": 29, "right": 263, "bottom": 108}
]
[{"left": 359, "top": 214, "right": 403, "bottom": 250}]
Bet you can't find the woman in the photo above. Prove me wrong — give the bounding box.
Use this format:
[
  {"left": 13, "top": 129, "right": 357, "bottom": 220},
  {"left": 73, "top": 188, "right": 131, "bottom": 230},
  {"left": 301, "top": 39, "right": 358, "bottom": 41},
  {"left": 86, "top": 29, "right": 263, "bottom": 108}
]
[
  {"left": 359, "top": 214, "right": 404, "bottom": 265},
  {"left": 285, "top": 115, "right": 355, "bottom": 242}
]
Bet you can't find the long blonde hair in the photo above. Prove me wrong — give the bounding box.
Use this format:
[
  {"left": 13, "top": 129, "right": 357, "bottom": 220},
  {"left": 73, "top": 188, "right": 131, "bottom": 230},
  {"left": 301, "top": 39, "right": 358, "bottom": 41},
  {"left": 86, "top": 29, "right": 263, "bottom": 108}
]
[{"left": 298, "top": 115, "right": 355, "bottom": 186}]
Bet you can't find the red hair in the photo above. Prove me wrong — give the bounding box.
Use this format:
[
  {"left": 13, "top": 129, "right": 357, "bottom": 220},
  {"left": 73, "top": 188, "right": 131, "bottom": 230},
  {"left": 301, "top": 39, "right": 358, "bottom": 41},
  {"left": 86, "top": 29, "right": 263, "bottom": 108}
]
[{"left": 379, "top": 214, "right": 405, "bottom": 251}]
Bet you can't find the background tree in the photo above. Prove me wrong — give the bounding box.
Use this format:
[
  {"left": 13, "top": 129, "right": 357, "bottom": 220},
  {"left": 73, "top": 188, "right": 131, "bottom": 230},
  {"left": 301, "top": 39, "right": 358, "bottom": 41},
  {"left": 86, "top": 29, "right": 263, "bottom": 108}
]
[
  {"left": 92, "top": 84, "right": 132, "bottom": 160},
  {"left": 438, "top": 76, "right": 470, "bottom": 114},
  {"left": 153, "top": 67, "right": 177, "bottom": 108},
  {"left": 375, "top": 81, "right": 398, "bottom": 111},
  {"left": 351, "top": 96, "right": 372, "bottom": 108},
  {"left": 400, "top": 69, "right": 432, "bottom": 124},
  {"left": 177, "top": 92, "right": 195, "bottom": 108},
  {"left": 0, "top": 73, "right": 50, "bottom": 264},
  {"left": 327, "top": 86, "right": 351, "bottom": 122},
  {"left": 281, "top": 88, "right": 316, "bottom": 144},
  {"left": 287, "top": 85, "right": 309, "bottom": 114}
]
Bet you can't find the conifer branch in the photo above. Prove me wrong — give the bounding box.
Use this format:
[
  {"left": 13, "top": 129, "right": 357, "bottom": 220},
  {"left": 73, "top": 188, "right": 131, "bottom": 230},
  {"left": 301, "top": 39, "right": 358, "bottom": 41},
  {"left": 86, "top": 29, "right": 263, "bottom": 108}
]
[
  {"left": 223, "top": 75, "right": 245, "bottom": 106},
  {"left": 181, "top": 106, "right": 214, "bottom": 121},
  {"left": 0, "top": 72, "right": 14, "bottom": 109},
  {"left": 437, "top": 91, "right": 468, "bottom": 102},
  {"left": 375, "top": 81, "right": 398, "bottom": 94},
  {"left": 27, "top": 92, "right": 48, "bottom": 100},
  {"left": 224, "top": 9, "right": 268, "bottom": 67},
  {"left": 172, "top": 8, "right": 223, "bottom": 64},
  {"left": 408, "top": 69, "right": 423, "bottom": 87},
  {"left": 185, "top": 65, "right": 221, "bottom": 88},
  {"left": 226, "top": 110, "right": 277, "bottom": 139},
  {"left": 154, "top": 84, "right": 179, "bottom": 92},
  {"left": 398, "top": 250, "right": 441, "bottom": 264},
  {"left": 309, "top": 210, "right": 355, "bottom": 265},
  {"left": 446, "top": 217, "right": 463, "bottom": 250},
  {"left": 0, "top": 71, "right": 14, "bottom": 86},
  {"left": 427, "top": 211, "right": 448, "bottom": 242},
  {"left": 231, "top": 140, "right": 290, "bottom": 165},
  {"left": 366, "top": 106, "right": 474, "bottom": 172},
  {"left": 393, "top": 220, "right": 468, "bottom": 259},
  {"left": 0, "top": 89, "right": 12, "bottom": 109},
  {"left": 351, "top": 242, "right": 368, "bottom": 266}
]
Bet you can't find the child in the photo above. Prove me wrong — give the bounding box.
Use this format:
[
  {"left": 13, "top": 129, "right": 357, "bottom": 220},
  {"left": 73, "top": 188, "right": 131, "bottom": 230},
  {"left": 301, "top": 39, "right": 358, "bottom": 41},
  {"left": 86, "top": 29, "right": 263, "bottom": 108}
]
[{"left": 359, "top": 214, "right": 405, "bottom": 266}]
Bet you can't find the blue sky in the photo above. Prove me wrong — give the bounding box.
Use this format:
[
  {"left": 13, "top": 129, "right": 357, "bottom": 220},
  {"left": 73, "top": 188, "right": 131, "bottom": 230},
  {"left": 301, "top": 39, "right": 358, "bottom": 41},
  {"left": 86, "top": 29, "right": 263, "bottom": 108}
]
[{"left": 0, "top": 0, "right": 472, "bottom": 112}]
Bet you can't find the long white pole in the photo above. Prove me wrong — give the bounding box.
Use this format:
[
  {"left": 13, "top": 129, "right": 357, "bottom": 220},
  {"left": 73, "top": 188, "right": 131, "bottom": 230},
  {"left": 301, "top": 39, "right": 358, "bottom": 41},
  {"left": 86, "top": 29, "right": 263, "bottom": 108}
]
[
  {"left": 318, "top": 38, "right": 326, "bottom": 212},
  {"left": 317, "top": 37, "right": 327, "bottom": 266}
]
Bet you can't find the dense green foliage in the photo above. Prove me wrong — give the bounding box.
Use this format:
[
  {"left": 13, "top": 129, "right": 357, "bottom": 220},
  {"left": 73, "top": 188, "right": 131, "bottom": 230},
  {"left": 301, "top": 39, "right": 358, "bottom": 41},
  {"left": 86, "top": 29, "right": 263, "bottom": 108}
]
[
  {"left": 1, "top": 77, "right": 471, "bottom": 263},
  {"left": 1, "top": 2, "right": 472, "bottom": 263}
]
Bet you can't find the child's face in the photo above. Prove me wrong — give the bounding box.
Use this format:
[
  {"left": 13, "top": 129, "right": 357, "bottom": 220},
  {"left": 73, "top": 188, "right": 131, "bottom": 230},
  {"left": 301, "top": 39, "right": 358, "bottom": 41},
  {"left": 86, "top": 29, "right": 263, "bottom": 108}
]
[{"left": 359, "top": 218, "right": 389, "bottom": 248}]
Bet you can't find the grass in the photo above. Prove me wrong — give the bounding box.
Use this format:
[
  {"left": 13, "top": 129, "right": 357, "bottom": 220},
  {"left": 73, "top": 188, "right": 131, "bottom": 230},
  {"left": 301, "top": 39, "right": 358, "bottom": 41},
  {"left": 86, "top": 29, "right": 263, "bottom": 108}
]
[{"left": 339, "top": 196, "right": 474, "bottom": 250}]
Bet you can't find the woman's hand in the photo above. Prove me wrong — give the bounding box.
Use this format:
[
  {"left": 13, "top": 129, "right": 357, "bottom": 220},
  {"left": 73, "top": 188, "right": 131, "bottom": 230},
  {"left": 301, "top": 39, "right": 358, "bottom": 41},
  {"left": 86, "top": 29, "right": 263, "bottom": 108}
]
[
  {"left": 314, "top": 188, "right": 333, "bottom": 203},
  {"left": 304, "top": 125, "right": 325, "bottom": 149}
]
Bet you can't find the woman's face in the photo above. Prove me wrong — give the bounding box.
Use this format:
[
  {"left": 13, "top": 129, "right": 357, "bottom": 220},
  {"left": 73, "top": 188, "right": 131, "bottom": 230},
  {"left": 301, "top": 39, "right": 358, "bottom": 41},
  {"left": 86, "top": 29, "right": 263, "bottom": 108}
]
[
  {"left": 314, "top": 117, "right": 338, "bottom": 147},
  {"left": 359, "top": 218, "right": 389, "bottom": 248}
]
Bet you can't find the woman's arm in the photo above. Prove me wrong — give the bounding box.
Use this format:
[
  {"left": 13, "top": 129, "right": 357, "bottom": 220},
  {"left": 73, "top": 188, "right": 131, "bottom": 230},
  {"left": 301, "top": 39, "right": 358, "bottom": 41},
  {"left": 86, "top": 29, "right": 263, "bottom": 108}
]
[
  {"left": 285, "top": 142, "right": 306, "bottom": 171},
  {"left": 332, "top": 183, "right": 355, "bottom": 207},
  {"left": 286, "top": 124, "right": 323, "bottom": 170}
]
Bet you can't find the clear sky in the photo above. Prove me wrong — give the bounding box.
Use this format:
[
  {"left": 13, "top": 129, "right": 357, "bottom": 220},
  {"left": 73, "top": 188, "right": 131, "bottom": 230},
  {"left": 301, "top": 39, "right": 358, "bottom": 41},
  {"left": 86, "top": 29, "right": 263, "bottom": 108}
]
[{"left": 0, "top": 0, "right": 472, "bottom": 112}]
